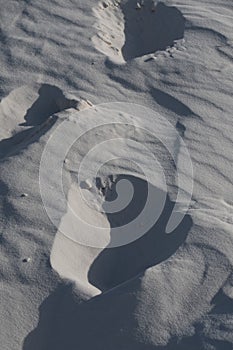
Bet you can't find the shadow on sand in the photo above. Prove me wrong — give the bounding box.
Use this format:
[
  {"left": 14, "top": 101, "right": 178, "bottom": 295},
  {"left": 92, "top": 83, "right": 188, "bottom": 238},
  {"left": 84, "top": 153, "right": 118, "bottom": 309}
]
[
  {"left": 121, "top": 1, "right": 185, "bottom": 61},
  {"left": 23, "top": 175, "right": 193, "bottom": 349},
  {"left": 88, "top": 174, "right": 192, "bottom": 292},
  {"left": 0, "top": 84, "right": 77, "bottom": 159}
]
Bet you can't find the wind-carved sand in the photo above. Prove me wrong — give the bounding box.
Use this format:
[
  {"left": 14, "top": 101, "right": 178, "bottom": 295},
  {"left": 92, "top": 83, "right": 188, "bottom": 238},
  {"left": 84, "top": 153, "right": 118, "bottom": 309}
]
[
  {"left": 1, "top": 0, "right": 233, "bottom": 348},
  {"left": 0, "top": 84, "right": 91, "bottom": 159},
  {"left": 51, "top": 175, "right": 192, "bottom": 297},
  {"left": 1, "top": 83, "right": 233, "bottom": 349},
  {"left": 92, "top": 0, "right": 185, "bottom": 63}
]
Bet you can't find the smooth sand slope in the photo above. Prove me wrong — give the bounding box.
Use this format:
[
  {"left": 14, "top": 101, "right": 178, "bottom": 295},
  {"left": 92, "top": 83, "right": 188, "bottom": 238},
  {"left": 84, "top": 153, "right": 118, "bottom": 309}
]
[{"left": 0, "top": 0, "right": 233, "bottom": 349}]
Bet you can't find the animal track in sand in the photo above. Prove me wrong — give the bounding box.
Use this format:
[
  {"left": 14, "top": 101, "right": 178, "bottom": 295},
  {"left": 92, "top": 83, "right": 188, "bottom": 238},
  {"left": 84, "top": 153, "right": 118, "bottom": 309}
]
[
  {"left": 92, "top": 0, "right": 185, "bottom": 63},
  {"left": 51, "top": 175, "right": 192, "bottom": 294},
  {"left": 88, "top": 174, "right": 192, "bottom": 292},
  {"left": 88, "top": 175, "right": 192, "bottom": 292}
]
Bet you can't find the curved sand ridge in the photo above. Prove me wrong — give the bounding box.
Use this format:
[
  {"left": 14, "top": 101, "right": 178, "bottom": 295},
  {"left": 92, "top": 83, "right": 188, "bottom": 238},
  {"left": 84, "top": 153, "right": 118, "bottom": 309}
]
[
  {"left": 1, "top": 84, "right": 233, "bottom": 349},
  {"left": 0, "top": 0, "right": 233, "bottom": 348},
  {"left": 0, "top": 84, "right": 91, "bottom": 159}
]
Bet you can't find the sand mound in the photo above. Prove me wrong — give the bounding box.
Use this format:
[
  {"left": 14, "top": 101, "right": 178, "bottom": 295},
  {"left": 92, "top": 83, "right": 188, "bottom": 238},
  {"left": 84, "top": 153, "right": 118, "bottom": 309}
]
[
  {"left": 0, "top": 84, "right": 88, "bottom": 159},
  {"left": 92, "top": 0, "right": 125, "bottom": 63},
  {"left": 1, "top": 0, "right": 233, "bottom": 348},
  {"left": 92, "top": 0, "right": 185, "bottom": 63}
]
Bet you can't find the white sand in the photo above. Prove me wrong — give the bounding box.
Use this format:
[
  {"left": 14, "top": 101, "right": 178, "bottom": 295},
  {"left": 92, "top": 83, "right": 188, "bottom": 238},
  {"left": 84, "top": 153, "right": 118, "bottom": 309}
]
[{"left": 0, "top": 0, "right": 233, "bottom": 349}]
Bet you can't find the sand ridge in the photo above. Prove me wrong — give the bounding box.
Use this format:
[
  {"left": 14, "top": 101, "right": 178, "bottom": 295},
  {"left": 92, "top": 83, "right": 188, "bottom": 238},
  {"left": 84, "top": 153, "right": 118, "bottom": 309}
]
[{"left": 0, "top": 0, "right": 233, "bottom": 349}]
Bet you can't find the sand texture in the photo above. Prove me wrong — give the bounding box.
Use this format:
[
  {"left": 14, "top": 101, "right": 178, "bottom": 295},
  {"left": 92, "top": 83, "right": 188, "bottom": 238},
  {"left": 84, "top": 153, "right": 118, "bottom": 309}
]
[{"left": 0, "top": 0, "right": 233, "bottom": 349}]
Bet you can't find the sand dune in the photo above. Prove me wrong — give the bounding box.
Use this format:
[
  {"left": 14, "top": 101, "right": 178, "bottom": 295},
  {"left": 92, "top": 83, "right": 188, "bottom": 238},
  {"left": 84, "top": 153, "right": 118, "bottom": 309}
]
[{"left": 0, "top": 0, "right": 233, "bottom": 349}]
